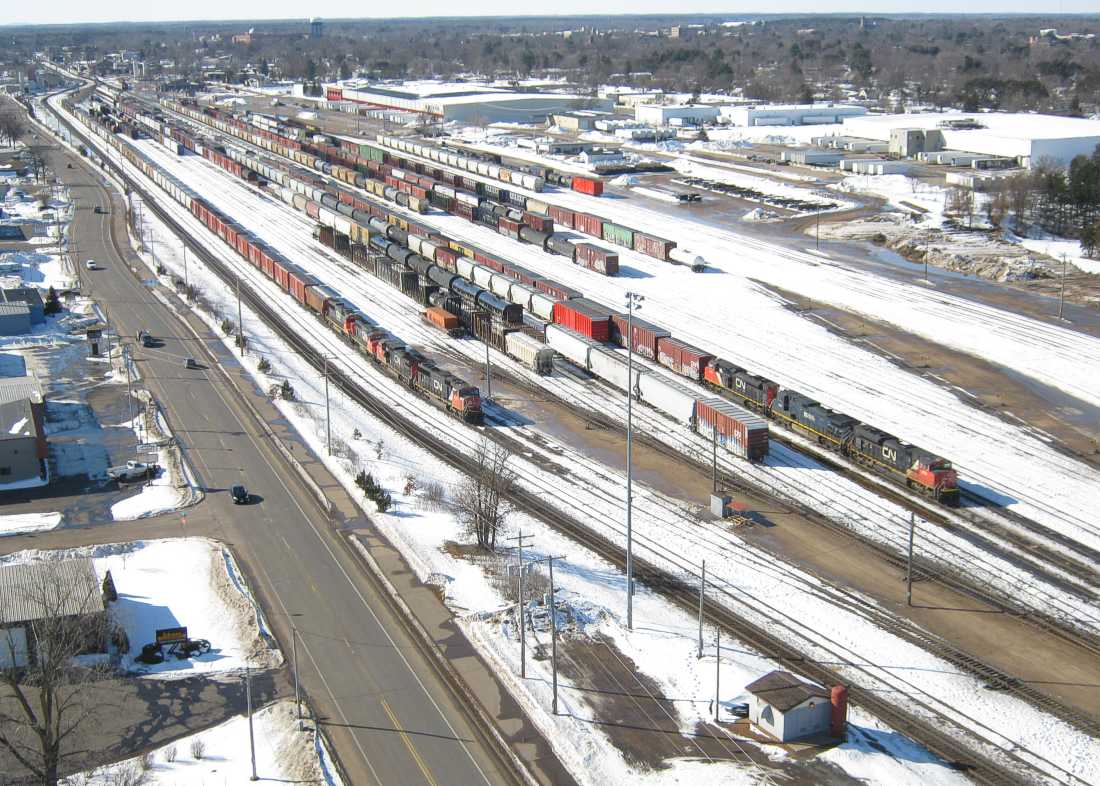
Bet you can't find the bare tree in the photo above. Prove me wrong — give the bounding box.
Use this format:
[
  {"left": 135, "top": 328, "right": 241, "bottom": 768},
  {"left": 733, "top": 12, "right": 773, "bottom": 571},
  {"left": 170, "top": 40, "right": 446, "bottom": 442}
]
[
  {"left": 0, "top": 561, "right": 116, "bottom": 785},
  {"left": 455, "top": 440, "right": 517, "bottom": 551},
  {"left": 0, "top": 106, "right": 26, "bottom": 147}
]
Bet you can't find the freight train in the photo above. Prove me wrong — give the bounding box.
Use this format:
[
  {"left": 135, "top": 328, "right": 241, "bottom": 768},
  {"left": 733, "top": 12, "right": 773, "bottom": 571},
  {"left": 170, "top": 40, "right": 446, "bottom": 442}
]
[
  {"left": 158, "top": 97, "right": 687, "bottom": 267},
  {"left": 106, "top": 95, "right": 961, "bottom": 501},
  {"left": 69, "top": 102, "right": 484, "bottom": 424}
]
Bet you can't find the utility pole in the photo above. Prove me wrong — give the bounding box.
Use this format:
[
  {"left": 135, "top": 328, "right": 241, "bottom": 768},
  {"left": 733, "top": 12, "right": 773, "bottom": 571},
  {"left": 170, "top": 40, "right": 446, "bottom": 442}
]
[
  {"left": 697, "top": 560, "right": 706, "bottom": 659},
  {"left": 815, "top": 211, "right": 820, "bottom": 250},
  {"left": 183, "top": 245, "right": 189, "bottom": 294},
  {"left": 245, "top": 665, "right": 258, "bottom": 780},
  {"left": 1056, "top": 251, "right": 1064, "bottom": 318},
  {"left": 324, "top": 355, "right": 332, "bottom": 455},
  {"left": 714, "top": 628, "right": 721, "bottom": 723},
  {"left": 485, "top": 331, "right": 491, "bottom": 400},
  {"left": 624, "top": 291, "right": 643, "bottom": 630},
  {"left": 532, "top": 554, "right": 567, "bottom": 714},
  {"left": 506, "top": 531, "right": 534, "bottom": 678},
  {"left": 711, "top": 422, "right": 718, "bottom": 493},
  {"left": 123, "top": 344, "right": 135, "bottom": 443},
  {"left": 236, "top": 275, "right": 244, "bottom": 355},
  {"left": 293, "top": 627, "right": 303, "bottom": 732},
  {"left": 906, "top": 512, "right": 916, "bottom": 607},
  {"left": 103, "top": 304, "right": 113, "bottom": 367}
]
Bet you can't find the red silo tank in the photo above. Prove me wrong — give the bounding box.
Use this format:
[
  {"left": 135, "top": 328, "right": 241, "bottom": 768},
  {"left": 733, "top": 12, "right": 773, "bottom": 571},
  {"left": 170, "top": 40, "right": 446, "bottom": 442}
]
[{"left": 830, "top": 685, "right": 848, "bottom": 737}]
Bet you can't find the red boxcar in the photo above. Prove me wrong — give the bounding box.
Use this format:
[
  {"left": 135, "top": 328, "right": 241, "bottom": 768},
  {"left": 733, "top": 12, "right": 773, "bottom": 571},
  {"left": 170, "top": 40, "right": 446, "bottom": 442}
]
[
  {"left": 453, "top": 201, "right": 475, "bottom": 221},
  {"left": 435, "top": 247, "right": 458, "bottom": 271},
  {"left": 305, "top": 201, "right": 321, "bottom": 220},
  {"left": 272, "top": 260, "right": 291, "bottom": 291},
  {"left": 548, "top": 205, "right": 575, "bottom": 229},
  {"left": 572, "top": 176, "right": 604, "bottom": 197},
  {"left": 610, "top": 315, "right": 670, "bottom": 361},
  {"left": 553, "top": 298, "right": 613, "bottom": 341},
  {"left": 286, "top": 269, "right": 318, "bottom": 305},
  {"left": 498, "top": 217, "right": 521, "bottom": 239},
  {"left": 657, "top": 337, "right": 714, "bottom": 381},
  {"left": 633, "top": 232, "right": 676, "bottom": 261},
  {"left": 574, "top": 243, "right": 620, "bottom": 275},
  {"left": 535, "top": 279, "right": 582, "bottom": 301},
  {"left": 474, "top": 251, "right": 506, "bottom": 273},
  {"left": 694, "top": 398, "right": 769, "bottom": 462},
  {"left": 522, "top": 212, "right": 554, "bottom": 233},
  {"left": 574, "top": 212, "right": 604, "bottom": 238},
  {"left": 259, "top": 251, "right": 275, "bottom": 279}
]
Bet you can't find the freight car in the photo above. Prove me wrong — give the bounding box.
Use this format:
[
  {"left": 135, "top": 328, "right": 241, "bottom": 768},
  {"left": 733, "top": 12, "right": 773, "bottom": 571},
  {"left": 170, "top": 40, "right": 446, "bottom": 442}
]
[{"left": 151, "top": 97, "right": 963, "bottom": 503}]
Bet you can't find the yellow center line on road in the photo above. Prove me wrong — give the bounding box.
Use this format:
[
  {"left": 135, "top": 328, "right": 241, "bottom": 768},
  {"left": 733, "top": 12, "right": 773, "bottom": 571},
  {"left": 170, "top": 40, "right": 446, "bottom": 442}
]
[{"left": 380, "top": 697, "right": 439, "bottom": 786}]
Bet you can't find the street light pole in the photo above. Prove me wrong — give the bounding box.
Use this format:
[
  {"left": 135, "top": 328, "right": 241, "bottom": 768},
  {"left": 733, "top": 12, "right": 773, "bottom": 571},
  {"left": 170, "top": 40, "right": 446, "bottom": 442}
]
[
  {"left": 245, "top": 665, "right": 258, "bottom": 780},
  {"left": 1058, "top": 253, "right": 1067, "bottom": 321},
  {"left": 292, "top": 627, "right": 303, "bottom": 732},
  {"left": 624, "top": 292, "right": 643, "bottom": 630}
]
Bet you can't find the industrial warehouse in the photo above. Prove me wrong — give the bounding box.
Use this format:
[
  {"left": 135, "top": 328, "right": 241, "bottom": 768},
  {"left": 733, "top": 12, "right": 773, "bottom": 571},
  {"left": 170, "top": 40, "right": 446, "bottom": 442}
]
[{"left": 324, "top": 80, "right": 612, "bottom": 124}]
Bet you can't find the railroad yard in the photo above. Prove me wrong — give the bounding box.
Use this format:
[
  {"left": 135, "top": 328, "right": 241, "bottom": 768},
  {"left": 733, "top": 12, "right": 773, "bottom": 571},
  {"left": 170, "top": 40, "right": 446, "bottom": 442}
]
[{"left": 3, "top": 54, "right": 1098, "bottom": 786}]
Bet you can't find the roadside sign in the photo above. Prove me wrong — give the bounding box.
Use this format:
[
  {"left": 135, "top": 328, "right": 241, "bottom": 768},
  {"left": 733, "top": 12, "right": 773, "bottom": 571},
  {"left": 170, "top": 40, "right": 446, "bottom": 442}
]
[{"left": 155, "top": 626, "right": 188, "bottom": 644}]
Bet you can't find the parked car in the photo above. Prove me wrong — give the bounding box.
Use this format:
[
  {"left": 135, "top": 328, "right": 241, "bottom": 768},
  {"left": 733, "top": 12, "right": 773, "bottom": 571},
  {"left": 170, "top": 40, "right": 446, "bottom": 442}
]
[
  {"left": 106, "top": 460, "right": 157, "bottom": 482},
  {"left": 231, "top": 485, "right": 250, "bottom": 505}
]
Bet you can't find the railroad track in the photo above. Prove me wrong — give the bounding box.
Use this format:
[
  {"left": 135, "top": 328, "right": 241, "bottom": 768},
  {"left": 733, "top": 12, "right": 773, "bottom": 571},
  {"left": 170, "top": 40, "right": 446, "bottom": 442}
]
[
  {"left": 150, "top": 96, "right": 1100, "bottom": 632},
  {"left": 60, "top": 104, "right": 1095, "bottom": 785}
]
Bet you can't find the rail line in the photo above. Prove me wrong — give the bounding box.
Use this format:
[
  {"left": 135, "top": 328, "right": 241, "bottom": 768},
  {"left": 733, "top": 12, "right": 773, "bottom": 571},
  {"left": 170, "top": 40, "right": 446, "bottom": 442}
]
[{"left": 56, "top": 97, "right": 1097, "bottom": 786}]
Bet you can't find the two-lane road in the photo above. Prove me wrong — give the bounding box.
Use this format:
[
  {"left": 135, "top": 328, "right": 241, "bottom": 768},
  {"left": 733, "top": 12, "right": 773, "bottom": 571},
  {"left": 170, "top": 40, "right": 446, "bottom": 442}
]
[{"left": 7, "top": 97, "right": 563, "bottom": 786}]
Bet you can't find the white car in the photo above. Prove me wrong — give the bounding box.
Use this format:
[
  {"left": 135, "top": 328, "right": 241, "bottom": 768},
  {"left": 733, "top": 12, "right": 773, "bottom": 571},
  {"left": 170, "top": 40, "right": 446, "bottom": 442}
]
[{"left": 85, "top": 259, "right": 97, "bottom": 270}]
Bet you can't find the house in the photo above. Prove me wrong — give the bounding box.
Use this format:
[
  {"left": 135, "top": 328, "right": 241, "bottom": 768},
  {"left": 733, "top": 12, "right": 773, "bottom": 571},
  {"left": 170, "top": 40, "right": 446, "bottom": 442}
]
[
  {"left": 0, "top": 559, "right": 107, "bottom": 668},
  {"left": 0, "top": 375, "right": 47, "bottom": 485},
  {"left": 745, "top": 670, "right": 847, "bottom": 742},
  {"left": 0, "top": 302, "right": 31, "bottom": 336},
  {"left": 1, "top": 287, "right": 46, "bottom": 324}
]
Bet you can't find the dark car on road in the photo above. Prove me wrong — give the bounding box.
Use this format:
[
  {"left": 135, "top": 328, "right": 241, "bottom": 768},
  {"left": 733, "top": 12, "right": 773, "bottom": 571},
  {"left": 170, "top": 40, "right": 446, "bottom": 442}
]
[{"left": 231, "top": 485, "right": 250, "bottom": 505}]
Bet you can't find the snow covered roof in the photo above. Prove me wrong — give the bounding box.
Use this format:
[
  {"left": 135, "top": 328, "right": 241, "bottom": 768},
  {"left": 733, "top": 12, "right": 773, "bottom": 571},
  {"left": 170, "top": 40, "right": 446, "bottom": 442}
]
[
  {"left": 0, "top": 399, "right": 36, "bottom": 441},
  {"left": 843, "top": 111, "right": 1100, "bottom": 142},
  {"left": 0, "top": 375, "right": 43, "bottom": 406},
  {"left": 0, "top": 558, "right": 104, "bottom": 625},
  {"left": 745, "top": 670, "right": 830, "bottom": 712}
]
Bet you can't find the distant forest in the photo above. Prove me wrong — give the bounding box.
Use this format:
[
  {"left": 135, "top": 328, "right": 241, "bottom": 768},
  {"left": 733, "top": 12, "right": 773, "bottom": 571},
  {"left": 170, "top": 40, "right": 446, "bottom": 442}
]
[{"left": 5, "top": 14, "right": 1100, "bottom": 114}]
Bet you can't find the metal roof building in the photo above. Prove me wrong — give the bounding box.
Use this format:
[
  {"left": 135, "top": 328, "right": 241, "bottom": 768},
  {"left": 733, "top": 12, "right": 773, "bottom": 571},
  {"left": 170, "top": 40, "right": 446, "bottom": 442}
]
[{"left": 324, "top": 80, "right": 611, "bottom": 124}]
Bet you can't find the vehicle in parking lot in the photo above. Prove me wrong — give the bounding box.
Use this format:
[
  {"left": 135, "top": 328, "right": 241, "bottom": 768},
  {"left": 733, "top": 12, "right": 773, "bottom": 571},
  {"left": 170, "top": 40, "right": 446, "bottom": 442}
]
[
  {"left": 231, "top": 484, "right": 250, "bottom": 504},
  {"left": 106, "top": 459, "right": 158, "bottom": 482}
]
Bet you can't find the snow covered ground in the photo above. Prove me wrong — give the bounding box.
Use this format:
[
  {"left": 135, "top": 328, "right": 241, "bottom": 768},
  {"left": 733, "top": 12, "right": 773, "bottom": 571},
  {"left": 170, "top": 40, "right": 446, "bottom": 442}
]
[
  {"left": 0, "top": 511, "right": 62, "bottom": 536},
  {"left": 80, "top": 114, "right": 1100, "bottom": 785},
  {"left": 1, "top": 537, "right": 280, "bottom": 677},
  {"left": 78, "top": 700, "right": 343, "bottom": 786}
]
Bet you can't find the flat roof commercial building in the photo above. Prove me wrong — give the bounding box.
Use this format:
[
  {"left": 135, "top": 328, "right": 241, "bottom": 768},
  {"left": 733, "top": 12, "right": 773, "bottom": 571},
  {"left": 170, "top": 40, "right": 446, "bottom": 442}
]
[
  {"left": 635, "top": 104, "right": 721, "bottom": 127},
  {"left": 843, "top": 112, "right": 1100, "bottom": 167},
  {"left": 722, "top": 103, "right": 867, "bottom": 127},
  {"left": 324, "top": 81, "right": 611, "bottom": 125}
]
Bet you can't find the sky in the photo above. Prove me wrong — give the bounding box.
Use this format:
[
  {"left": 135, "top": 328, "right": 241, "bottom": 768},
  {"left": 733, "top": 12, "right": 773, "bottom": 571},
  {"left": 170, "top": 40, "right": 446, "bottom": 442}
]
[{"left": 5, "top": 2, "right": 1100, "bottom": 26}]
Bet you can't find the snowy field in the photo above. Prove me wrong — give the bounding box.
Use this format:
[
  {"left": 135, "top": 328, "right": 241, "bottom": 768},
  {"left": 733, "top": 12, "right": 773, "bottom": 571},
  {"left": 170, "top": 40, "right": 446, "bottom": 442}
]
[
  {"left": 1, "top": 538, "right": 280, "bottom": 677},
  {"left": 75, "top": 109, "right": 1100, "bottom": 786},
  {"left": 78, "top": 700, "right": 343, "bottom": 786}
]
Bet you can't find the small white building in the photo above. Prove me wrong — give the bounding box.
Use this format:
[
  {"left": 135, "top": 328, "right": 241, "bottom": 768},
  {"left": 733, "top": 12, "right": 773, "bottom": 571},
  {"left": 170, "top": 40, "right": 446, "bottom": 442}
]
[
  {"left": 722, "top": 103, "right": 867, "bottom": 127},
  {"left": 745, "top": 670, "right": 836, "bottom": 742},
  {"left": 635, "top": 103, "right": 721, "bottom": 127}
]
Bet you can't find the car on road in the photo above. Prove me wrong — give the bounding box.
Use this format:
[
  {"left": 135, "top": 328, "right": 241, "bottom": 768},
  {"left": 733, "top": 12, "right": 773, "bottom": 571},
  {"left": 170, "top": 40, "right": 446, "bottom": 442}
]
[
  {"left": 184, "top": 357, "right": 199, "bottom": 369},
  {"left": 231, "top": 484, "right": 250, "bottom": 505},
  {"left": 137, "top": 330, "right": 156, "bottom": 348},
  {"left": 94, "top": 205, "right": 107, "bottom": 214},
  {"left": 85, "top": 259, "right": 97, "bottom": 270}
]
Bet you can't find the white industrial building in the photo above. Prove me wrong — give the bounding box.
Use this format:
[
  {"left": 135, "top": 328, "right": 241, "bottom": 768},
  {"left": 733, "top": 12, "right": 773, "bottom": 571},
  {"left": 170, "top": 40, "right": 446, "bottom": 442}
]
[
  {"left": 635, "top": 103, "right": 722, "bottom": 127},
  {"left": 722, "top": 103, "right": 867, "bottom": 127},
  {"left": 324, "top": 80, "right": 611, "bottom": 124},
  {"left": 746, "top": 670, "right": 845, "bottom": 742},
  {"left": 842, "top": 112, "right": 1100, "bottom": 167}
]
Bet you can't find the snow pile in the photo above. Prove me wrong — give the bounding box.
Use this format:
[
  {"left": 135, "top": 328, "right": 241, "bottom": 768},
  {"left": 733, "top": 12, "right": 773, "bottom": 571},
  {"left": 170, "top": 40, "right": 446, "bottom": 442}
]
[
  {"left": 0, "top": 538, "right": 281, "bottom": 676},
  {"left": 0, "top": 511, "right": 62, "bottom": 536},
  {"left": 81, "top": 700, "right": 344, "bottom": 786},
  {"left": 610, "top": 174, "right": 638, "bottom": 187},
  {"left": 742, "top": 207, "right": 780, "bottom": 222}
]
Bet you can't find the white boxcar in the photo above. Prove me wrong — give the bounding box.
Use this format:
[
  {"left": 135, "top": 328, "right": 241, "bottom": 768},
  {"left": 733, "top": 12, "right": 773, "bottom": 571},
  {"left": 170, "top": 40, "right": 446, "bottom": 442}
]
[
  {"left": 456, "top": 257, "right": 476, "bottom": 280},
  {"left": 505, "top": 332, "right": 554, "bottom": 375},
  {"left": 546, "top": 324, "right": 599, "bottom": 369},
  {"left": 530, "top": 292, "right": 557, "bottom": 321},
  {"left": 489, "top": 273, "right": 513, "bottom": 298},
  {"left": 473, "top": 265, "right": 495, "bottom": 288},
  {"left": 638, "top": 373, "right": 698, "bottom": 424},
  {"left": 588, "top": 346, "right": 644, "bottom": 395}
]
